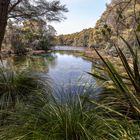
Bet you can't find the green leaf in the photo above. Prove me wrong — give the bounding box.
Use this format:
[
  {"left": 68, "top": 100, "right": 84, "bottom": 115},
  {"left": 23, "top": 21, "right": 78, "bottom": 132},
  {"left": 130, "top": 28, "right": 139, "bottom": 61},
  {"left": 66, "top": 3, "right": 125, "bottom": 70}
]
[
  {"left": 87, "top": 72, "right": 107, "bottom": 81},
  {"left": 136, "top": 24, "right": 140, "bottom": 32}
]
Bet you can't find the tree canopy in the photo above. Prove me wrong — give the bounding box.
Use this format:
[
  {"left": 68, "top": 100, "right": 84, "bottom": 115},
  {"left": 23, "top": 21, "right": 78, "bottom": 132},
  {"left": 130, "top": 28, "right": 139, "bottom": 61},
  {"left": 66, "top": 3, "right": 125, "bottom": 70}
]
[
  {"left": 0, "top": 0, "right": 68, "bottom": 50},
  {"left": 8, "top": 0, "right": 68, "bottom": 22}
]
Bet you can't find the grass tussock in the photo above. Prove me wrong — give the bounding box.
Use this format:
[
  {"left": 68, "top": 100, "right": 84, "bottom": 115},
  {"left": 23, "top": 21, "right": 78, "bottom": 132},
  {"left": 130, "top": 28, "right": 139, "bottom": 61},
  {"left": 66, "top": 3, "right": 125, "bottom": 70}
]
[
  {"left": 0, "top": 90, "right": 136, "bottom": 140},
  {"left": 1, "top": 38, "right": 140, "bottom": 139}
]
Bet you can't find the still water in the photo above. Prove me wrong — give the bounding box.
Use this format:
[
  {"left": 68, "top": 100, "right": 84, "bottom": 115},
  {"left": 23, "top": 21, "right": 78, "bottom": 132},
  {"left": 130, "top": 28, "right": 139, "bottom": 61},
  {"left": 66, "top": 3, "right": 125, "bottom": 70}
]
[
  {"left": 3, "top": 49, "right": 95, "bottom": 91},
  {"left": 48, "top": 52, "right": 94, "bottom": 86}
]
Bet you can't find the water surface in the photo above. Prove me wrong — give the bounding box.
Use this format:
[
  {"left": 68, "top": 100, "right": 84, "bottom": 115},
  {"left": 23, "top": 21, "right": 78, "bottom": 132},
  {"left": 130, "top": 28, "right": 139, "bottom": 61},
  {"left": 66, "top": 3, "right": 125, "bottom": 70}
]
[
  {"left": 3, "top": 48, "right": 95, "bottom": 92},
  {"left": 47, "top": 52, "right": 94, "bottom": 86}
]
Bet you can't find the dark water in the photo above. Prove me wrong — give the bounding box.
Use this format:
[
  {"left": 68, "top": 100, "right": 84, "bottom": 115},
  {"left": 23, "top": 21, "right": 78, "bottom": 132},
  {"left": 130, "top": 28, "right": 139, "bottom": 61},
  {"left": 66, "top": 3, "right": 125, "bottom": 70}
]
[{"left": 3, "top": 48, "right": 95, "bottom": 93}]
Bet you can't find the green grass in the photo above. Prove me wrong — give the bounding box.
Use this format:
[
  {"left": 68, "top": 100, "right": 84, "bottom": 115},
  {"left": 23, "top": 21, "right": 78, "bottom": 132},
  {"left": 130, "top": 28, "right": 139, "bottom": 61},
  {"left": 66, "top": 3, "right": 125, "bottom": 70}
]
[
  {"left": 0, "top": 90, "right": 129, "bottom": 140},
  {"left": 0, "top": 68, "right": 51, "bottom": 110},
  {"left": 89, "top": 46, "right": 140, "bottom": 119},
  {"left": 1, "top": 37, "right": 140, "bottom": 139}
]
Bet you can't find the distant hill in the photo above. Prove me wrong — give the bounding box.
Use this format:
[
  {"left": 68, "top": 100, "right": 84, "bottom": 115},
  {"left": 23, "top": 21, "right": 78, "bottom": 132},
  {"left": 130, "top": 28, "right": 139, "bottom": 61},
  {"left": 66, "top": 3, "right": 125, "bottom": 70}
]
[{"left": 56, "top": 28, "right": 95, "bottom": 47}]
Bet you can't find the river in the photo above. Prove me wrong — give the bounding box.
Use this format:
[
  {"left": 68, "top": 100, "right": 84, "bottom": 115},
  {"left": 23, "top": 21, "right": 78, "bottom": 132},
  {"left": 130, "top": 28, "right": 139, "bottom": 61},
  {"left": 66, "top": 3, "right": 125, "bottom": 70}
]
[{"left": 3, "top": 47, "right": 96, "bottom": 93}]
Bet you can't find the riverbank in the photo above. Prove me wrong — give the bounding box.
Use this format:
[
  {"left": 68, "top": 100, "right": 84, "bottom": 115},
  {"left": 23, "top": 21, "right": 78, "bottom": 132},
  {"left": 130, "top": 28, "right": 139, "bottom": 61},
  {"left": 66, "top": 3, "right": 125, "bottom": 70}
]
[
  {"left": 0, "top": 49, "right": 53, "bottom": 58},
  {"left": 84, "top": 47, "right": 132, "bottom": 64},
  {"left": 0, "top": 46, "right": 132, "bottom": 65}
]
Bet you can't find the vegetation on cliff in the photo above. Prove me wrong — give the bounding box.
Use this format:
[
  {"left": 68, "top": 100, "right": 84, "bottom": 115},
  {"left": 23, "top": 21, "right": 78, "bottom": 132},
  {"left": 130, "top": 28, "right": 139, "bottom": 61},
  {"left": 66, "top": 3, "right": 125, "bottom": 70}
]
[
  {"left": 56, "top": 28, "right": 95, "bottom": 47},
  {"left": 56, "top": 0, "right": 140, "bottom": 52}
]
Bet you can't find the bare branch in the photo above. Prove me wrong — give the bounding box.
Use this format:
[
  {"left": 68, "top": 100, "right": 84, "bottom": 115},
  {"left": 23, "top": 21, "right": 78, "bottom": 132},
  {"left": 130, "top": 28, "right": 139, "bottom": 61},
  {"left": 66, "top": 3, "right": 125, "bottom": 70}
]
[{"left": 8, "top": 0, "right": 22, "bottom": 13}]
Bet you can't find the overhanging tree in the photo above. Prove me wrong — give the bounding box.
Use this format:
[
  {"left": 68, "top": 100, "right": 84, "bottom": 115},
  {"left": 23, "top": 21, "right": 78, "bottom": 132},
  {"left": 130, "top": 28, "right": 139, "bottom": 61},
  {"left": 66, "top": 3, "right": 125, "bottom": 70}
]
[{"left": 0, "top": 0, "right": 68, "bottom": 52}]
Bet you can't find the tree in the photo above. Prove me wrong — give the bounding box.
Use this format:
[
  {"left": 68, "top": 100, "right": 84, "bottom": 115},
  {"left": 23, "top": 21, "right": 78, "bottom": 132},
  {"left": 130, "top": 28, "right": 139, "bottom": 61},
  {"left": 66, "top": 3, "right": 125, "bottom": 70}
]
[
  {"left": 0, "top": 0, "right": 10, "bottom": 52},
  {"left": 0, "top": 0, "right": 68, "bottom": 52}
]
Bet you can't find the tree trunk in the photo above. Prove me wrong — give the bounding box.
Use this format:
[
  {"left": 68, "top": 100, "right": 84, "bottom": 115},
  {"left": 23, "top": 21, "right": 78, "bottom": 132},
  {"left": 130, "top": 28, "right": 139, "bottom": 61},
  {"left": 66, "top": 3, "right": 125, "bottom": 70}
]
[{"left": 0, "top": 0, "right": 9, "bottom": 52}]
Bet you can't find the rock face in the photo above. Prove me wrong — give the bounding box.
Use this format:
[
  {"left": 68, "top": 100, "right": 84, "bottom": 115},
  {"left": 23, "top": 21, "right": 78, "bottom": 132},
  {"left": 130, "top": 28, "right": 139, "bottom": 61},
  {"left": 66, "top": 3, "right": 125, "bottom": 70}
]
[
  {"left": 56, "top": 0, "right": 140, "bottom": 55},
  {"left": 92, "top": 0, "right": 140, "bottom": 48}
]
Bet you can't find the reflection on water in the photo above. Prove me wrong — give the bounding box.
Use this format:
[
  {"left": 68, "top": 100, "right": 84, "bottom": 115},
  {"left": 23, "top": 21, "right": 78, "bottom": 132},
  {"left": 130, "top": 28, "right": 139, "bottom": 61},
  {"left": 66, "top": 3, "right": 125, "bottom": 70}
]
[
  {"left": 48, "top": 52, "right": 94, "bottom": 85},
  {"left": 53, "top": 46, "right": 86, "bottom": 52},
  {"left": 2, "top": 51, "right": 95, "bottom": 89}
]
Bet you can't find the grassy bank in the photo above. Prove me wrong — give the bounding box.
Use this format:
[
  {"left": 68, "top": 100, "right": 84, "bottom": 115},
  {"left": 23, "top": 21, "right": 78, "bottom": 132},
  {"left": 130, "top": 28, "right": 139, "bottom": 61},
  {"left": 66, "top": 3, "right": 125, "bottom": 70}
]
[{"left": 0, "top": 44, "right": 140, "bottom": 140}]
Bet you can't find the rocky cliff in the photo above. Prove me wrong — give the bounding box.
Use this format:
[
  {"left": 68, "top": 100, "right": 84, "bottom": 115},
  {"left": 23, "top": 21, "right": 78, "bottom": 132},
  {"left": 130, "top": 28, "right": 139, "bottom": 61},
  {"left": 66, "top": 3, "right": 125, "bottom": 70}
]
[{"left": 56, "top": 0, "right": 140, "bottom": 53}]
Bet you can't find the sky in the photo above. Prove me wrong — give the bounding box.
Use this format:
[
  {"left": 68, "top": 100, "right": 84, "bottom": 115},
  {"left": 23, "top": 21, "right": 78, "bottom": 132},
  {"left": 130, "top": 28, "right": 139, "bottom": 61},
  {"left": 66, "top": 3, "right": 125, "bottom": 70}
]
[{"left": 51, "top": 0, "right": 111, "bottom": 35}]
